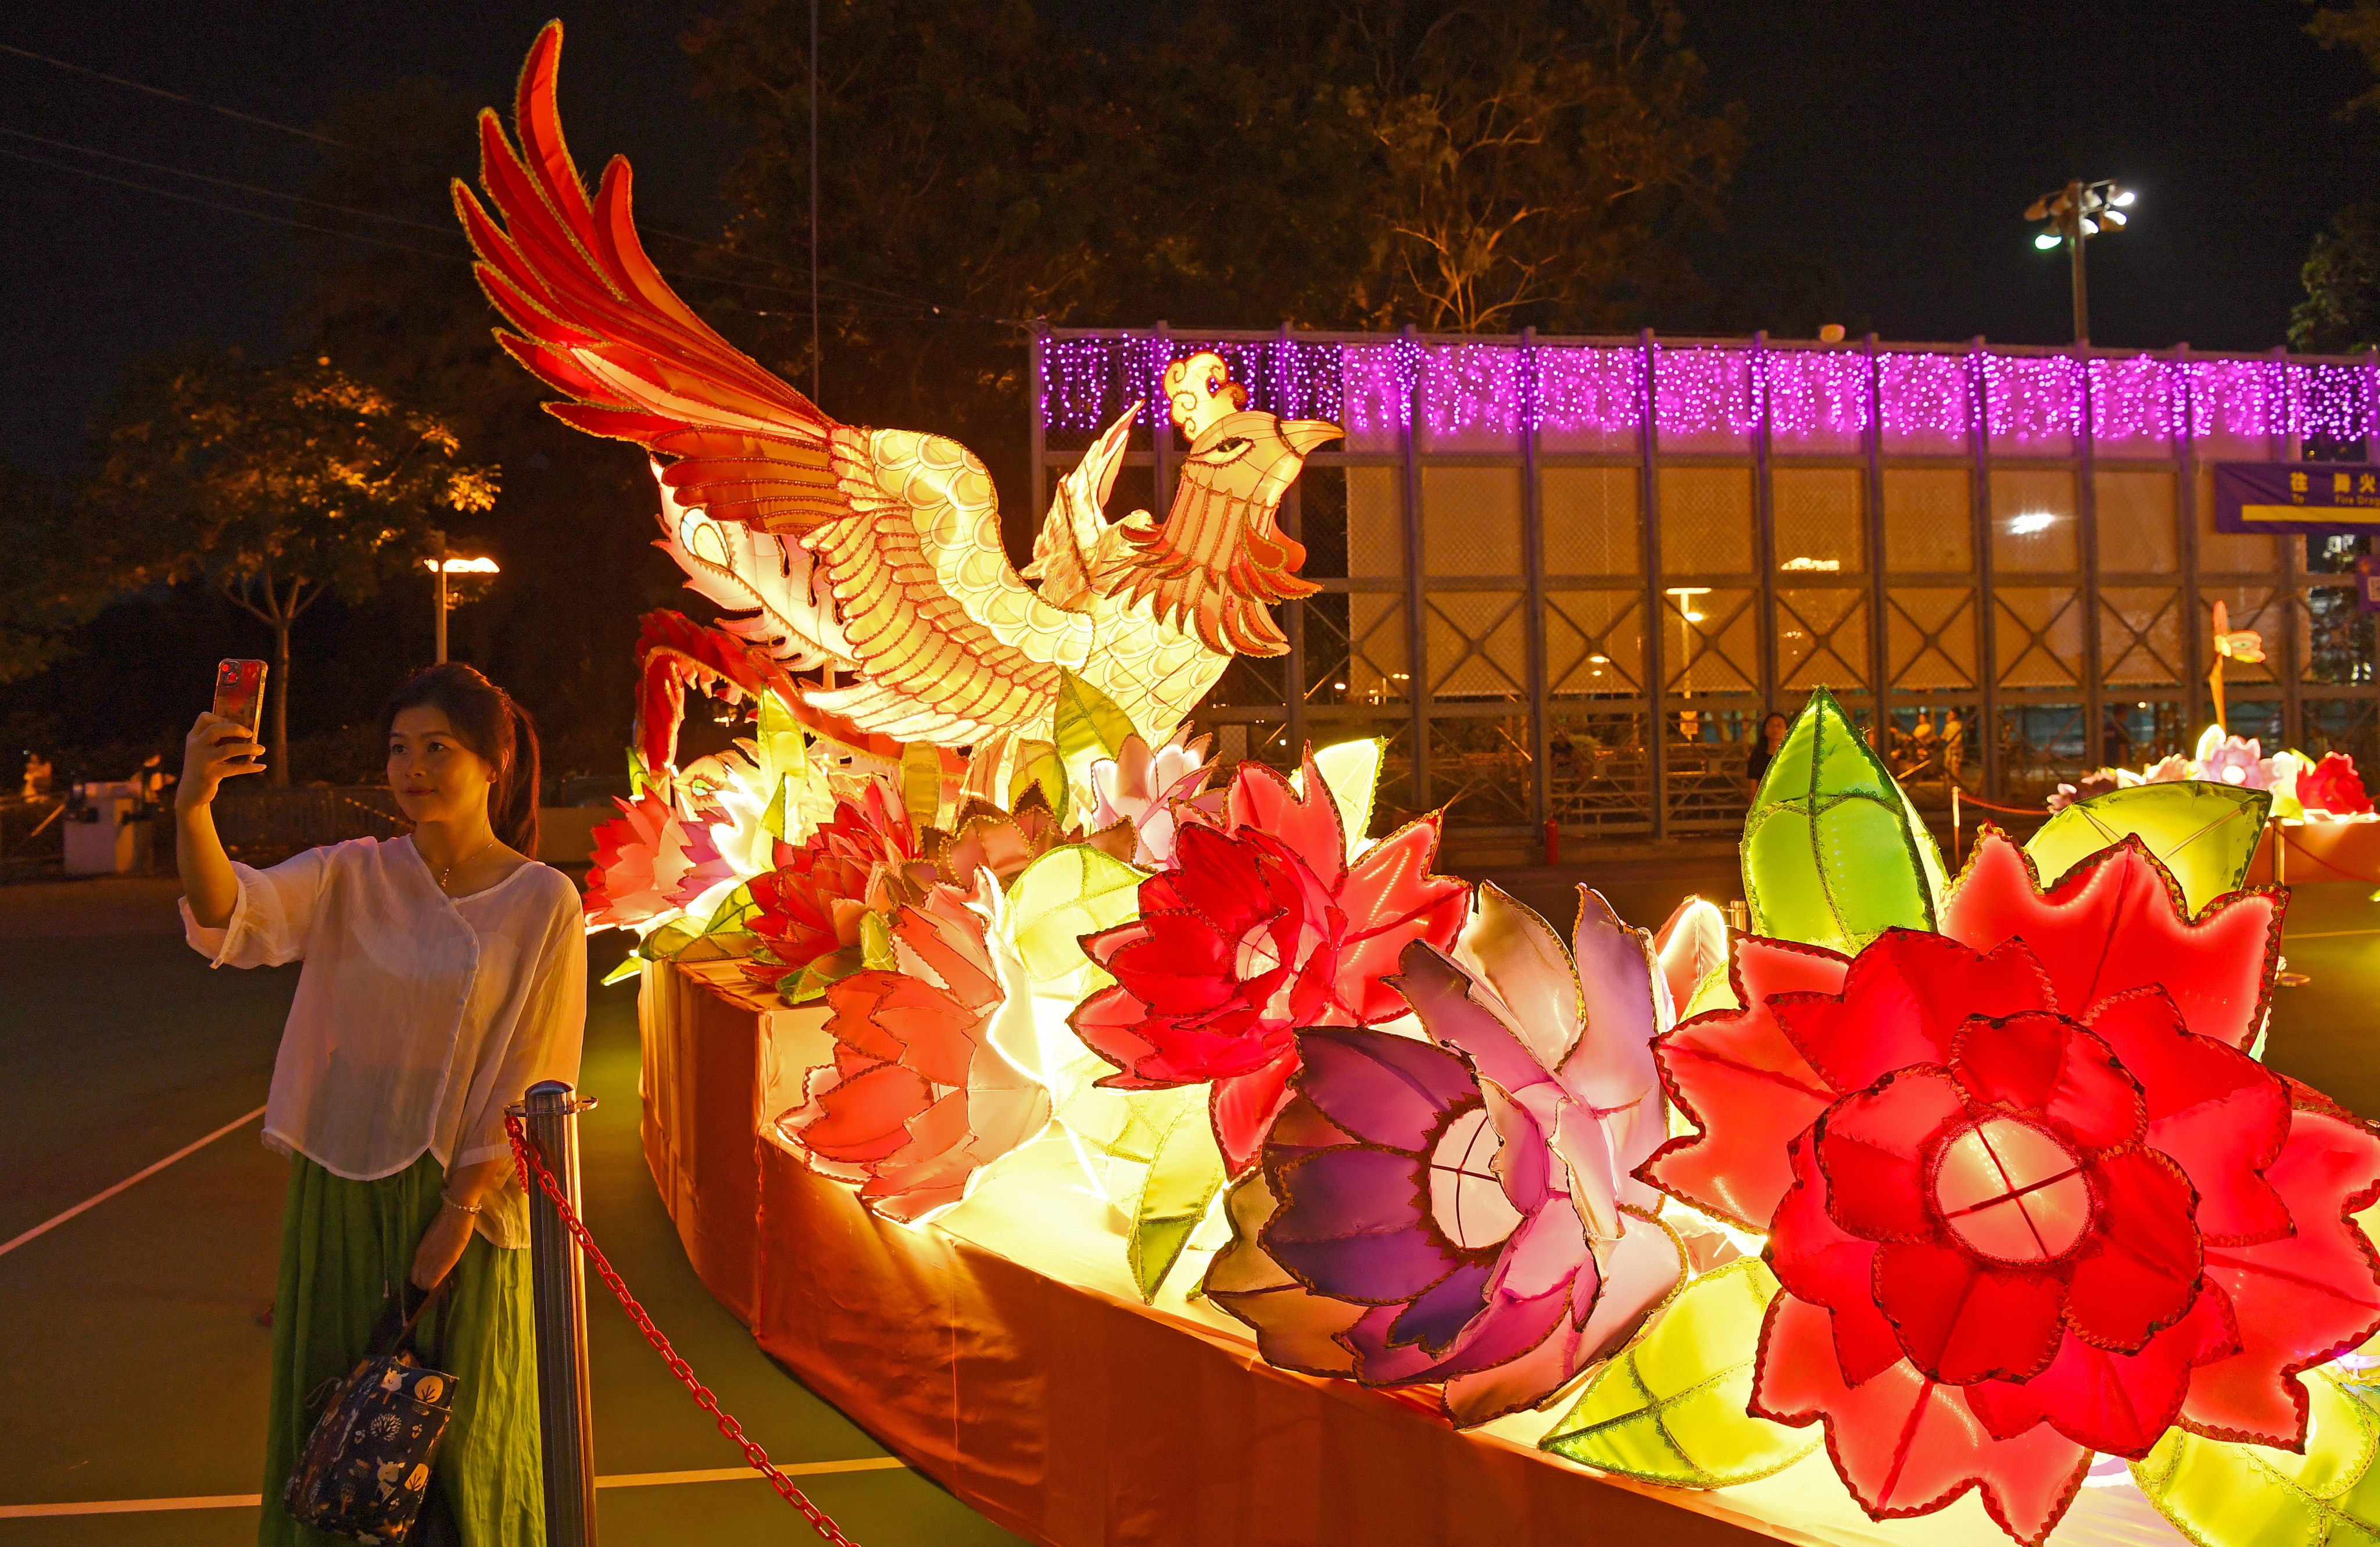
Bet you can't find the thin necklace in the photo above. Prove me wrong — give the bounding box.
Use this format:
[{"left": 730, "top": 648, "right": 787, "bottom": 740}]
[{"left": 431, "top": 832, "right": 498, "bottom": 894}]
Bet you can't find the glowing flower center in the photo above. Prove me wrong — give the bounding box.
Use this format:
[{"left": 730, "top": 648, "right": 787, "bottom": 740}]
[
  {"left": 1428, "top": 1105, "right": 1522, "bottom": 1252},
  {"left": 1931, "top": 1116, "right": 2092, "bottom": 1264}
]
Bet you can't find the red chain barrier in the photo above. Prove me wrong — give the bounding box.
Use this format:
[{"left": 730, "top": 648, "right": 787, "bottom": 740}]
[
  {"left": 503, "top": 1112, "right": 861, "bottom": 1547},
  {"left": 1955, "top": 792, "right": 2055, "bottom": 817}
]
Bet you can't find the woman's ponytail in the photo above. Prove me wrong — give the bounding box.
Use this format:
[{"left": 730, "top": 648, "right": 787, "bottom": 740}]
[
  {"left": 495, "top": 696, "right": 541, "bottom": 859},
  {"left": 378, "top": 663, "right": 543, "bottom": 860}
]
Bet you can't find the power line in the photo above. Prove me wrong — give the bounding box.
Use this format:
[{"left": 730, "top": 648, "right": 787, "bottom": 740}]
[
  {"left": 0, "top": 139, "right": 938, "bottom": 320},
  {"left": 0, "top": 144, "right": 472, "bottom": 262},
  {"left": 0, "top": 42, "right": 1022, "bottom": 328},
  {"left": 0, "top": 125, "right": 463, "bottom": 236},
  {"left": 0, "top": 40, "right": 374, "bottom": 157}
]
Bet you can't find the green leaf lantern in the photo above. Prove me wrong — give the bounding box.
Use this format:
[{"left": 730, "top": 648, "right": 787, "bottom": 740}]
[
  {"left": 1293, "top": 737, "right": 1384, "bottom": 855},
  {"left": 1001, "top": 842, "right": 1148, "bottom": 1002},
  {"left": 1053, "top": 669, "right": 1138, "bottom": 772},
  {"left": 2027, "top": 780, "right": 2271, "bottom": 916},
  {"left": 1741, "top": 686, "right": 1945, "bottom": 953},
  {"left": 2131, "top": 1367, "right": 2380, "bottom": 1546},
  {"left": 1123, "top": 1093, "right": 1230, "bottom": 1302},
  {"left": 1540, "top": 1256, "right": 1819, "bottom": 1487}
]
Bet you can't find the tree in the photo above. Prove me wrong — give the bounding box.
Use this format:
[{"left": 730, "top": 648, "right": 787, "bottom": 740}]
[
  {"left": 2290, "top": 203, "right": 2380, "bottom": 353},
  {"left": 0, "top": 459, "right": 102, "bottom": 685},
  {"left": 296, "top": 80, "right": 739, "bottom": 778},
  {"left": 679, "top": 0, "right": 1737, "bottom": 543},
  {"left": 2311, "top": 0, "right": 2380, "bottom": 119},
  {"left": 83, "top": 351, "right": 496, "bottom": 783},
  {"left": 682, "top": 0, "right": 1137, "bottom": 534},
  {"left": 2296, "top": 4, "right": 2380, "bottom": 352},
  {"left": 1318, "top": 0, "right": 1741, "bottom": 331}
]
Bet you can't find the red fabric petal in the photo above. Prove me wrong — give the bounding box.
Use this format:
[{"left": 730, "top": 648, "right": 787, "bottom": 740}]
[
  {"left": 1950, "top": 1012, "right": 2143, "bottom": 1154},
  {"left": 1962, "top": 1377, "right": 2048, "bottom": 1443},
  {"left": 862, "top": 981, "right": 978, "bottom": 1088},
  {"left": 798, "top": 1061, "right": 933, "bottom": 1162},
  {"left": 1941, "top": 832, "right": 2281, "bottom": 1050},
  {"left": 1771, "top": 1134, "right": 1903, "bottom": 1385},
  {"left": 2184, "top": 1098, "right": 2380, "bottom": 1445},
  {"left": 1752, "top": 1292, "right": 2092, "bottom": 1545},
  {"left": 1166, "top": 828, "right": 1286, "bottom": 937},
  {"left": 1328, "top": 814, "right": 1469, "bottom": 1024},
  {"left": 2064, "top": 1148, "right": 2203, "bottom": 1353},
  {"left": 1111, "top": 909, "right": 1243, "bottom": 1016},
  {"left": 1068, "top": 981, "right": 1169, "bottom": 1086},
  {"left": 1213, "top": 1050, "right": 1304, "bottom": 1176},
  {"left": 1775, "top": 931, "right": 2055, "bottom": 1094},
  {"left": 2021, "top": 1286, "right": 2235, "bottom": 1457},
  {"left": 821, "top": 972, "right": 908, "bottom": 1065},
  {"left": 2083, "top": 988, "right": 2292, "bottom": 1245},
  {"left": 1874, "top": 1238, "right": 2066, "bottom": 1385},
  {"left": 1639, "top": 936, "right": 1849, "bottom": 1230},
  {"left": 1225, "top": 753, "right": 1347, "bottom": 887},
  {"left": 1814, "top": 1068, "right": 1967, "bottom": 1243}
]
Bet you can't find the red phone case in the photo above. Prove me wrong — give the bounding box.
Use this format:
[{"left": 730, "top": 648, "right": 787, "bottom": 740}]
[{"left": 213, "top": 658, "right": 269, "bottom": 735}]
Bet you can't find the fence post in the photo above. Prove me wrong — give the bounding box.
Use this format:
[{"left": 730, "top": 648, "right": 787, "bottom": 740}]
[{"left": 520, "top": 1080, "right": 600, "bottom": 1546}]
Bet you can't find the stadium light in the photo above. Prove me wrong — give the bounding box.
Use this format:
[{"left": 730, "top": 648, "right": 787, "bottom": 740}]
[{"left": 2024, "top": 178, "right": 2135, "bottom": 343}]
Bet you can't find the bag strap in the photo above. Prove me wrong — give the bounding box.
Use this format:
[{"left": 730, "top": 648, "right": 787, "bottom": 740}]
[
  {"left": 397, "top": 1276, "right": 451, "bottom": 1348},
  {"left": 368, "top": 1275, "right": 453, "bottom": 1362}
]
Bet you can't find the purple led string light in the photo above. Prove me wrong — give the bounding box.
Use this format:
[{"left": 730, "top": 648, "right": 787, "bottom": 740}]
[
  {"left": 1537, "top": 347, "right": 1642, "bottom": 447},
  {"left": 1654, "top": 344, "right": 1759, "bottom": 450},
  {"left": 1877, "top": 352, "right": 1970, "bottom": 453},
  {"left": 1765, "top": 349, "right": 1871, "bottom": 452},
  {"left": 1039, "top": 334, "right": 2378, "bottom": 450}
]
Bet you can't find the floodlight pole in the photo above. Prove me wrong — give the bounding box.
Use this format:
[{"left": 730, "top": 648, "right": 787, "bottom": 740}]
[
  {"left": 434, "top": 536, "right": 449, "bottom": 665},
  {"left": 2065, "top": 178, "right": 2090, "bottom": 345}
]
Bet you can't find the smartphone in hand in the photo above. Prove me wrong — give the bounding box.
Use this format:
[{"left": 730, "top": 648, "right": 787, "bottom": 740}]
[{"left": 212, "top": 659, "right": 269, "bottom": 745}]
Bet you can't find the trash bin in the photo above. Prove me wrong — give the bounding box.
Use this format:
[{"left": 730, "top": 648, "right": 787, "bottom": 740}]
[{"left": 64, "top": 780, "right": 152, "bottom": 876}]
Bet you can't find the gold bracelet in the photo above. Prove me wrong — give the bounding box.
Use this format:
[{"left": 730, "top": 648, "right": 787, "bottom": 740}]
[{"left": 439, "top": 1191, "right": 483, "bottom": 1217}]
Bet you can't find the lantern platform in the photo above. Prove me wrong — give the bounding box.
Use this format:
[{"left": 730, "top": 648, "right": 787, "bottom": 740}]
[
  {"left": 2246, "top": 817, "right": 2380, "bottom": 886},
  {"left": 637, "top": 957, "right": 2185, "bottom": 1547}
]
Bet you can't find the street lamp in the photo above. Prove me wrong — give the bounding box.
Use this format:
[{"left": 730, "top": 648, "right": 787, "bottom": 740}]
[
  {"left": 2025, "top": 178, "right": 2135, "bottom": 344},
  {"left": 1666, "top": 586, "right": 1713, "bottom": 739},
  {"left": 422, "top": 548, "right": 501, "bottom": 664}
]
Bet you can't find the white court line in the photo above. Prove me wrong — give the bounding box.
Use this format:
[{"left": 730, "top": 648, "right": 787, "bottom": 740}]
[
  {"left": 0, "top": 1459, "right": 910, "bottom": 1517},
  {"left": 0, "top": 1104, "right": 266, "bottom": 1260}
]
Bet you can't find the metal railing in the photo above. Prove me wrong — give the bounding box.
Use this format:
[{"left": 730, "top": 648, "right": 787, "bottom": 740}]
[
  {"left": 210, "top": 786, "right": 409, "bottom": 857},
  {"left": 504, "top": 1082, "right": 858, "bottom": 1547}
]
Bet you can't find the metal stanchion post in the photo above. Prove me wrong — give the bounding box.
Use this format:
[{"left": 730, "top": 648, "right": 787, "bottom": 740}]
[{"left": 519, "top": 1080, "right": 600, "bottom": 1546}]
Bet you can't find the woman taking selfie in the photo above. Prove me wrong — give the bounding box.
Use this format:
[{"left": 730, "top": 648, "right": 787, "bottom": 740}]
[{"left": 178, "top": 663, "right": 584, "bottom": 1546}]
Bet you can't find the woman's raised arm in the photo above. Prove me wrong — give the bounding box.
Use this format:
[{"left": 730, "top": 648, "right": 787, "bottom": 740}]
[{"left": 176, "top": 710, "right": 265, "bottom": 929}]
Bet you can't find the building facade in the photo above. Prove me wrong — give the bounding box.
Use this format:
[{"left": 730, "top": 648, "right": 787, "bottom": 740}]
[{"left": 1033, "top": 327, "right": 2380, "bottom": 840}]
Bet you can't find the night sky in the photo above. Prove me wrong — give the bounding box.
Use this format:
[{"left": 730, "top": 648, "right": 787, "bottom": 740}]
[{"left": 4, "top": 1, "right": 2375, "bottom": 479}]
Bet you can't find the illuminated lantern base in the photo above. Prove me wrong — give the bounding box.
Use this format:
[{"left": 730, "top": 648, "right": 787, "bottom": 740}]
[{"left": 637, "top": 958, "right": 2188, "bottom": 1546}]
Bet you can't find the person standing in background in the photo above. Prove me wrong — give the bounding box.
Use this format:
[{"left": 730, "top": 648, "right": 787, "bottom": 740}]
[{"left": 1745, "top": 711, "right": 1791, "bottom": 793}]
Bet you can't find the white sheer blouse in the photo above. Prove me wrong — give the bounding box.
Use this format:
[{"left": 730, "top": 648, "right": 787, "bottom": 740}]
[{"left": 181, "top": 836, "right": 586, "bottom": 1249}]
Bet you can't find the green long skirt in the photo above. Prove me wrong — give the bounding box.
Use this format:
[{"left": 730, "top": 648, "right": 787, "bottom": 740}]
[{"left": 260, "top": 1152, "right": 545, "bottom": 1547}]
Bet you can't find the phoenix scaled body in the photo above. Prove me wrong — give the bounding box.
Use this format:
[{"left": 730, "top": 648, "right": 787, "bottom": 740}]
[{"left": 454, "top": 24, "right": 1339, "bottom": 768}]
